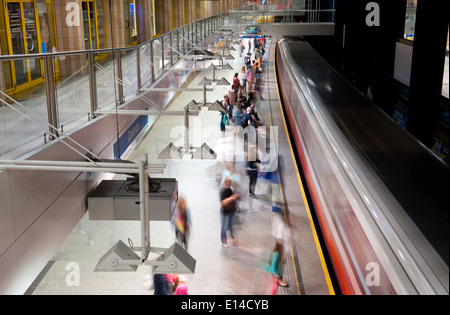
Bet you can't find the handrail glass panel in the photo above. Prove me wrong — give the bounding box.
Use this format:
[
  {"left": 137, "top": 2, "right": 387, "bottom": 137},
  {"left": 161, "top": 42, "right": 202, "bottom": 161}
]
[
  {"left": 96, "top": 52, "right": 116, "bottom": 111},
  {"left": 0, "top": 56, "right": 47, "bottom": 158},
  {"left": 121, "top": 48, "right": 139, "bottom": 102},
  {"left": 152, "top": 38, "right": 163, "bottom": 79},
  {"left": 55, "top": 53, "right": 90, "bottom": 132},
  {"left": 139, "top": 43, "right": 153, "bottom": 89}
]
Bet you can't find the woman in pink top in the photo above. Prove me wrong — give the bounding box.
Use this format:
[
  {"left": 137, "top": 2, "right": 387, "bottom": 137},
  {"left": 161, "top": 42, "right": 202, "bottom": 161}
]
[
  {"left": 174, "top": 283, "right": 188, "bottom": 295},
  {"left": 246, "top": 67, "right": 254, "bottom": 92}
]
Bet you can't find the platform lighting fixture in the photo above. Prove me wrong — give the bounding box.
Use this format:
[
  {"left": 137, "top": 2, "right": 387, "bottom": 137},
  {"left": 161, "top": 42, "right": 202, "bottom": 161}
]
[
  {"left": 94, "top": 240, "right": 196, "bottom": 274},
  {"left": 158, "top": 102, "right": 217, "bottom": 160},
  {"left": 198, "top": 77, "right": 213, "bottom": 85},
  {"left": 215, "top": 77, "right": 231, "bottom": 86},
  {"left": 158, "top": 77, "right": 229, "bottom": 160},
  {"left": 197, "top": 63, "right": 233, "bottom": 85}
]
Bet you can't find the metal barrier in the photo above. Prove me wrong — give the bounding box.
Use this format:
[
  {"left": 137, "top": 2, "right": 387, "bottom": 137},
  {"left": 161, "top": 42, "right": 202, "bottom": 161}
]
[
  {"left": 230, "top": 0, "right": 336, "bottom": 25},
  {"left": 0, "top": 13, "right": 225, "bottom": 158}
]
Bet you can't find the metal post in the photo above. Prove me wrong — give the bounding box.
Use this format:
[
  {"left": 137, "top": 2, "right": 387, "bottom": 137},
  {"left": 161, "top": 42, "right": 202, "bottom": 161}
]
[
  {"left": 150, "top": 41, "right": 155, "bottom": 83},
  {"left": 317, "top": 0, "right": 321, "bottom": 23},
  {"left": 139, "top": 154, "right": 149, "bottom": 261},
  {"left": 44, "top": 56, "right": 58, "bottom": 139},
  {"left": 50, "top": 60, "right": 59, "bottom": 137},
  {"left": 143, "top": 156, "right": 150, "bottom": 255},
  {"left": 203, "top": 85, "right": 207, "bottom": 104},
  {"left": 182, "top": 27, "right": 186, "bottom": 55},
  {"left": 200, "top": 20, "right": 203, "bottom": 40},
  {"left": 115, "top": 50, "right": 124, "bottom": 104},
  {"left": 88, "top": 53, "right": 98, "bottom": 119},
  {"left": 177, "top": 30, "right": 180, "bottom": 61},
  {"left": 208, "top": 18, "right": 211, "bottom": 35},
  {"left": 44, "top": 56, "right": 53, "bottom": 139},
  {"left": 307, "top": 0, "right": 311, "bottom": 23},
  {"left": 169, "top": 32, "right": 174, "bottom": 67},
  {"left": 184, "top": 106, "right": 189, "bottom": 152},
  {"left": 186, "top": 25, "right": 189, "bottom": 51},
  {"left": 136, "top": 47, "right": 142, "bottom": 94},
  {"left": 161, "top": 35, "right": 165, "bottom": 72},
  {"left": 193, "top": 22, "right": 196, "bottom": 45}
]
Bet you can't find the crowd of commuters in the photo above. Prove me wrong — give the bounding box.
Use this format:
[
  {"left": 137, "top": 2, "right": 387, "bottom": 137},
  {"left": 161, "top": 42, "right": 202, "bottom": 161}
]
[
  {"left": 219, "top": 36, "right": 266, "bottom": 246},
  {"left": 153, "top": 36, "right": 287, "bottom": 295},
  {"left": 219, "top": 37, "right": 289, "bottom": 294}
]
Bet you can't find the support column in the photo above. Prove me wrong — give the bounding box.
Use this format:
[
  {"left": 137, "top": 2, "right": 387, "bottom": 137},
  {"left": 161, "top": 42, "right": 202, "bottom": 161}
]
[
  {"left": 332, "top": 0, "right": 406, "bottom": 114},
  {"left": 44, "top": 56, "right": 59, "bottom": 139},
  {"left": 136, "top": 0, "right": 153, "bottom": 43},
  {"left": 408, "top": 0, "right": 450, "bottom": 147}
]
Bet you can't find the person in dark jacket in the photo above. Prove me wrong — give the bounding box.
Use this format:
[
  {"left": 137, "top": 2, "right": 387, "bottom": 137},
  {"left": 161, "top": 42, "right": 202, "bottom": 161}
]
[
  {"left": 246, "top": 145, "right": 261, "bottom": 197},
  {"left": 220, "top": 177, "right": 240, "bottom": 247}
]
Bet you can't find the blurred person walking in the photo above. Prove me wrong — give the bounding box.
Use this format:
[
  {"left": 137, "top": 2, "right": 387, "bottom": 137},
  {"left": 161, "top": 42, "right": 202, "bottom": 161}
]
[
  {"left": 265, "top": 240, "right": 288, "bottom": 295},
  {"left": 174, "top": 283, "right": 189, "bottom": 295},
  {"left": 233, "top": 72, "right": 240, "bottom": 91},
  {"left": 239, "top": 66, "right": 247, "bottom": 92},
  {"left": 173, "top": 275, "right": 189, "bottom": 295},
  {"left": 171, "top": 197, "right": 192, "bottom": 251},
  {"left": 246, "top": 65, "right": 254, "bottom": 93},
  {"left": 219, "top": 177, "right": 240, "bottom": 247},
  {"left": 228, "top": 84, "right": 237, "bottom": 116},
  {"left": 254, "top": 67, "right": 263, "bottom": 100},
  {"left": 153, "top": 274, "right": 171, "bottom": 295},
  {"left": 223, "top": 94, "right": 233, "bottom": 119}
]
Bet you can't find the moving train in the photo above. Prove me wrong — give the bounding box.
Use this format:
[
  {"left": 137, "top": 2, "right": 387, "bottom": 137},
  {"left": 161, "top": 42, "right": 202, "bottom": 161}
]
[{"left": 275, "top": 36, "right": 449, "bottom": 294}]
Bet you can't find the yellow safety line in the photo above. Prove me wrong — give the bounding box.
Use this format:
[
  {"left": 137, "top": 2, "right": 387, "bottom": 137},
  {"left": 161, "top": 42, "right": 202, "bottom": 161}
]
[{"left": 269, "top": 39, "right": 336, "bottom": 295}]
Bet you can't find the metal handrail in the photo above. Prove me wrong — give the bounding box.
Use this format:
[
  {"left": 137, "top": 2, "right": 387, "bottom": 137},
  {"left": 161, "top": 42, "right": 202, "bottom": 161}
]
[
  {"left": 228, "top": 8, "right": 336, "bottom": 24},
  {"left": 229, "top": 9, "right": 336, "bottom": 13}
]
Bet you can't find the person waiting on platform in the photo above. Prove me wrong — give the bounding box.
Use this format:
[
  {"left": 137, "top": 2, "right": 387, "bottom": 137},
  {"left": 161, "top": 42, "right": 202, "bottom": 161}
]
[
  {"left": 246, "top": 145, "right": 261, "bottom": 198},
  {"left": 228, "top": 84, "right": 237, "bottom": 114},
  {"left": 219, "top": 177, "right": 240, "bottom": 248}
]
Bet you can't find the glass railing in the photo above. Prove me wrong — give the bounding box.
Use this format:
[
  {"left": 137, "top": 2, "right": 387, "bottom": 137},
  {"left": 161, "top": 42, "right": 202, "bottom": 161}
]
[
  {"left": 227, "top": 9, "right": 336, "bottom": 25},
  {"left": 0, "top": 13, "right": 224, "bottom": 159},
  {"left": 230, "top": 0, "right": 336, "bottom": 25}
]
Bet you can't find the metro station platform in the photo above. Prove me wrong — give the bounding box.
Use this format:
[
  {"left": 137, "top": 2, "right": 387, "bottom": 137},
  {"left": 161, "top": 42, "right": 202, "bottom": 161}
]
[{"left": 26, "top": 38, "right": 334, "bottom": 295}]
